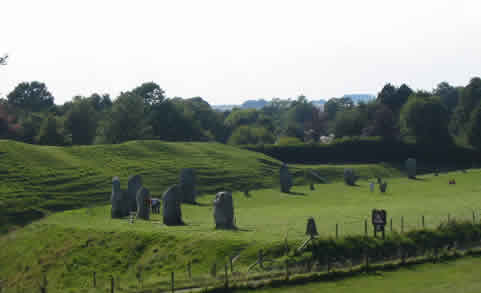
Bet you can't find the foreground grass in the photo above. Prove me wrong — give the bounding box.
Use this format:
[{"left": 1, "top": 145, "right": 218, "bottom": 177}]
[
  {"left": 236, "top": 255, "right": 481, "bottom": 293},
  {"left": 1, "top": 169, "right": 480, "bottom": 291},
  {"left": 0, "top": 139, "right": 397, "bottom": 232}
]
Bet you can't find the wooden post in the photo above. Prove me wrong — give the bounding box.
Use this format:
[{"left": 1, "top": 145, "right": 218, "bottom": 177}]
[
  {"left": 171, "top": 272, "right": 174, "bottom": 293},
  {"left": 110, "top": 276, "right": 114, "bottom": 293},
  {"left": 326, "top": 254, "right": 330, "bottom": 273},
  {"left": 224, "top": 263, "right": 229, "bottom": 289},
  {"left": 364, "top": 219, "right": 368, "bottom": 236},
  {"left": 390, "top": 218, "right": 393, "bottom": 233},
  {"left": 230, "top": 256, "right": 234, "bottom": 273},
  {"left": 365, "top": 247, "right": 369, "bottom": 273},
  {"left": 401, "top": 216, "right": 404, "bottom": 233},
  {"left": 285, "top": 259, "right": 289, "bottom": 280},
  {"left": 422, "top": 215, "right": 425, "bottom": 229},
  {"left": 188, "top": 261, "right": 192, "bottom": 280},
  {"left": 448, "top": 213, "right": 450, "bottom": 223},
  {"left": 93, "top": 272, "right": 96, "bottom": 288},
  {"left": 336, "top": 223, "right": 339, "bottom": 239},
  {"left": 473, "top": 211, "right": 476, "bottom": 224},
  {"left": 40, "top": 274, "right": 47, "bottom": 293}
]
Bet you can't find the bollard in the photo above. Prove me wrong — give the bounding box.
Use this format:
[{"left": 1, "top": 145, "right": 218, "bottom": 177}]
[
  {"left": 187, "top": 261, "right": 192, "bottom": 280},
  {"left": 390, "top": 218, "right": 393, "bottom": 233}
]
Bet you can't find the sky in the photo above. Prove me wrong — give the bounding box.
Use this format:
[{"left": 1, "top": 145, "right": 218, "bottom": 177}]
[{"left": 1, "top": 0, "right": 480, "bottom": 105}]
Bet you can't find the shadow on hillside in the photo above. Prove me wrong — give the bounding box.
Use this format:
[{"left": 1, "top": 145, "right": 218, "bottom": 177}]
[
  {"left": 409, "top": 177, "right": 428, "bottom": 181},
  {"left": 192, "top": 202, "right": 213, "bottom": 207},
  {"left": 284, "top": 191, "right": 306, "bottom": 196}
]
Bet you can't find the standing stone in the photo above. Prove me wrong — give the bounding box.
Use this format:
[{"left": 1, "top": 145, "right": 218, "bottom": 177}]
[
  {"left": 280, "top": 163, "right": 293, "bottom": 193},
  {"left": 127, "top": 175, "right": 142, "bottom": 212},
  {"left": 405, "top": 158, "right": 416, "bottom": 179},
  {"left": 213, "top": 191, "right": 235, "bottom": 230},
  {"left": 136, "top": 187, "right": 151, "bottom": 220},
  {"left": 305, "top": 217, "right": 319, "bottom": 238},
  {"left": 180, "top": 168, "right": 197, "bottom": 204},
  {"left": 162, "top": 185, "right": 184, "bottom": 226},
  {"left": 370, "top": 182, "right": 375, "bottom": 192},
  {"left": 111, "top": 177, "right": 127, "bottom": 218},
  {"left": 344, "top": 168, "right": 357, "bottom": 186}
]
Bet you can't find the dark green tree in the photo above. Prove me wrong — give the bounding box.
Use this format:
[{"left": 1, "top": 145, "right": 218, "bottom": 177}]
[
  {"left": 36, "top": 115, "right": 65, "bottom": 145},
  {"left": 227, "top": 125, "right": 275, "bottom": 145},
  {"left": 400, "top": 96, "right": 451, "bottom": 145},
  {"left": 65, "top": 98, "right": 98, "bottom": 145},
  {"left": 468, "top": 104, "right": 481, "bottom": 149},
  {"left": 334, "top": 109, "right": 365, "bottom": 137},
  {"left": 132, "top": 82, "right": 165, "bottom": 106},
  {"left": 102, "top": 92, "right": 150, "bottom": 143},
  {"left": 434, "top": 82, "right": 459, "bottom": 113},
  {"left": 7, "top": 81, "right": 54, "bottom": 111}
]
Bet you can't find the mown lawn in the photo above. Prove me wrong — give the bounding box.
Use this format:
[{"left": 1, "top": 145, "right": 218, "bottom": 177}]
[
  {"left": 237, "top": 255, "right": 481, "bottom": 293},
  {"left": 1, "top": 168, "right": 480, "bottom": 291}
]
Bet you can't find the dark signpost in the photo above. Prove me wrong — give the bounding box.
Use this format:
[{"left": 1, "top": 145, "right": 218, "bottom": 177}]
[{"left": 372, "top": 209, "right": 387, "bottom": 239}]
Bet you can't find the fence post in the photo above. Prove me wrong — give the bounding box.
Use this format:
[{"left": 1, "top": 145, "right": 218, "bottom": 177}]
[
  {"left": 230, "top": 256, "right": 234, "bottom": 273},
  {"left": 364, "top": 219, "right": 368, "bottom": 236},
  {"left": 448, "top": 213, "right": 450, "bottom": 223},
  {"left": 93, "top": 271, "right": 96, "bottom": 288},
  {"left": 390, "top": 218, "right": 393, "bottom": 233},
  {"left": 224, "top": 263, "right": 229, "bottom": 289},
  {"left": 473, "top": 211, "right": 476, "bottom": 224},
  {"left": 110, "top": 276, "right": 114, "bottom": 293},
  {"left": 365, "top": 247, "right": 369, "bottom": 273},
  {"left": 336, "top": 223, "right": 339, "bottom": 239},
  {"left": 171, "top": 272, "right": 175, "bottom": 293},
  {"left": 422, "top": 215, "right": 425, "bottom": 229},
  {"left": 285, "top": 259, "right": 289, "bottom": 280},
  {"left": 188, "top": 261, "right": 192, "bottom": 280},
  {"left": 401, "top": 216, "right": 404, "bottom": 233}
]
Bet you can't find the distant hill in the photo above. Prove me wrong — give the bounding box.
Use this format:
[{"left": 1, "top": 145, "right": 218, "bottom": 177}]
[
  {"left": 342, "top": 94, "right": 375, "bottom": 104},
  {"left": 212, "top": 98, "right": 327, "bottom": 111}
]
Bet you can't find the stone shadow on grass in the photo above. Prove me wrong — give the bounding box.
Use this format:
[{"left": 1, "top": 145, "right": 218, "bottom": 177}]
[{"left": 284, "top": 191, "right": 307, "bottom": 196}]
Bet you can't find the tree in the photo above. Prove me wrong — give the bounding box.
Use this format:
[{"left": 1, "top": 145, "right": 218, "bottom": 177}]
[
  {"left": 334, "top": 109, "right": 365, "bottom": 137},
  {"left": 36, "top": 115, "right": 65, "bottom": 145},
  {"left": 468, "top": 104, "right": 481, "bottom": 149},
  {"left": 378, "top": 83, "right": 412, "bottom": 113},
  {"left": 400, "top": 96, "right": 451, "bottom": 145},
  {"left": 65, "top": 98, "right": 98, "bottom": 145},
  {"left": 7, "top": 81, "right": 54, "bottom": 111},
  {"left": 434, "top": 82, "right": 459, "bottom": 113},
  {"left": 88, "top": 93, "right": 112, "bottom": 111},
  {"left": 227, "top": 125, "right": 275, "bottom": 145},
  {"left": 131, "top": 82, "right": 165, "bottom": 106},
  {"left": 102, "top": 92, "right": 150, "bottom": 143}
]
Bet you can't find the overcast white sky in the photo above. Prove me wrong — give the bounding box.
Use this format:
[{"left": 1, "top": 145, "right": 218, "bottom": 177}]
[{"left": 1, "top": 0, "right": 480, "bottom": 105}]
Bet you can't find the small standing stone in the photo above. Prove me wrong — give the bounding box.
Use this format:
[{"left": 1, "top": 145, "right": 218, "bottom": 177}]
[
  {"left": 213, "top": 191, "right": 236, "bottom": 230},
  {"left": 111, "top": 176, "right": 127, "bottom": 218},
  {"left": 370, "top": 182, "right": 375, "bottom": 192},
  {"left": 136, "top": 187, "right": 151, "bottom": 220},
  {"left": 280, "top": 163, "right": 293, "bottom": 193},
  {"left": 128, "top": 175, "right": 143, "bottom": 212},
  {"left": 162, "top": 185, "right": 184, "bottom": 226},
  {"left": 405, "top": 158, "right": 416, "bottom": 179},
  {"left": 305, "top": 217, "right": 319, "bottom": 238},
  {"left": 180, "top": 168, "right": 197, "bottom": 204}
]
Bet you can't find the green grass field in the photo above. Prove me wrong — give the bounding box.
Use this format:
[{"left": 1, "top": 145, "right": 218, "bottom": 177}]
[
  {"left": 236, "top": 255, "right": 481, "bottom": 293},
  {"left": 0, "top": 139, "right": 398, "bottom": 233},
  {"left": 1, "top": 160, "right": 480, "bottom": 291}
]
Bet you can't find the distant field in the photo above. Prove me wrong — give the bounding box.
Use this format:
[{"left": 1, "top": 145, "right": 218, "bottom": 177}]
[
  {"left": 0, "top": 139, "right": 398, "bottom": 232},
  {"left": 1, "top": 169, "right": 481, "bottom": 291},
  {"left": 235, "top": 255, "right": 481, "bottom": 293}
]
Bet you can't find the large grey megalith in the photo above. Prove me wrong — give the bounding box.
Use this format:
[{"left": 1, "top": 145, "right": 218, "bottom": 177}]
[
  {"left": 136, "top": 186, "right": 151, "bottom": 220},
  {"left": 162, "top": 185, "right": 184, "bottom": 226},
  {"left": 213, "top": 191, "right": 235, "bottom": 230},
  {"left": 111, "top": 176, "right": 128, "bottom": 218},
  {"left": 127, "top": 174, "right": 142, "bottom": 212}
]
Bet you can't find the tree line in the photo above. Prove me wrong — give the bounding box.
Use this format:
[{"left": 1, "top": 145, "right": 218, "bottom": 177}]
[{"left": 0, "top": 76, "right": 481, "bottom": 149}]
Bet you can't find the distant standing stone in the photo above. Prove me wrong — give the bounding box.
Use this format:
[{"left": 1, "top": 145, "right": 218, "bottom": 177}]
[
  {"left": 111, "top": 176, "right": 127, "bottom": 218},
  {"left": 213, "top": 191, "right": 236, "bottom": 230},
  {"left": 128, "top": 175, "right": 143, "bottom": 212},
  {"left": 162, "top": 185, "right": 184, "bottom": 226},
  {"left": 280, "top": 163, "right": 293, "bottom": 193},
  {"left": 136, "top": 187, "right": 151, "bottom": 220},
  {"left": 405, "top": 158, "right": 416, "bottom": 179},
  {"left": 180, "top": 168, "right": 197, "bottom": 204},
  {"left": 370, "top": 182, "right": 375, "bottom": 192}
]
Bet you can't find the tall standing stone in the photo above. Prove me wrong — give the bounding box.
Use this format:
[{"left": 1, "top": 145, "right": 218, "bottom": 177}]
[
  {"left": 162, "top": 185, "right": 184, "bottom": 226},
  {"left": 127, "top": 175, "right": 142, "bottom": 212},
  {"left": 180, "top": 168, "right": 197, "bottom": 204},
  {"left": 136, "top": 187, "right": 151, "bottom": 220},
  {"left": 280, "top": 163, "right": 293, "bottom": 193},
  {"left": 405, "top": 158, "right": 416, "bottom": 179},
  {"left": 213, "top": 191, "right": 235, "bottom": 230},
  {"left": 111, "top": 176, "right": 126, "bottom": 218}
]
